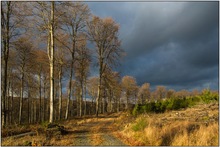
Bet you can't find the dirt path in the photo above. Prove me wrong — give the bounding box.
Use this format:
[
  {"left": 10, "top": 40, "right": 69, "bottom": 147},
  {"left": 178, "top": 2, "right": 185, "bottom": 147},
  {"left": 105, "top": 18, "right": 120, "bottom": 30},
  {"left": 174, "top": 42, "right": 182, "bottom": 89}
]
[
  {"left": 2, "top": 113, "right": 127, "bottom": 146},
  {"left": 70, "top": 114, "right": 126, "bottom": 146}
]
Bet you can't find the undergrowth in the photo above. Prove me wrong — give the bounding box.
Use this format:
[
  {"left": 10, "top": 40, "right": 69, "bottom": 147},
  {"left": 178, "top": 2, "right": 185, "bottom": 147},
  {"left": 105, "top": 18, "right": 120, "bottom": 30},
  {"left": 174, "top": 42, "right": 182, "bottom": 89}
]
[
  {"left": 132, "top": 89, "right": 218, "bottom": 115},
  {"left": 131, "top": 117, "right": 147, "bottom": 132}
]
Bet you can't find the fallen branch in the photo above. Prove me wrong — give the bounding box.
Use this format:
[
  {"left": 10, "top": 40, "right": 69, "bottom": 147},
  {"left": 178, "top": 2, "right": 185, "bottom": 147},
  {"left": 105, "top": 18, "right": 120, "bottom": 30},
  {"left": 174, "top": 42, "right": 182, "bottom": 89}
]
[{"left": 2, "top": 131, "right": 37, "bottom": 140}]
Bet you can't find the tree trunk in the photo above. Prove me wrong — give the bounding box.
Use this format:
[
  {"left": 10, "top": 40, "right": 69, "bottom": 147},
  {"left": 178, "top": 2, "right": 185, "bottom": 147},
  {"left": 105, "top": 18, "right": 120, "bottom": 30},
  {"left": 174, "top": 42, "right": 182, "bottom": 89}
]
[
  {"left": 65, "top": 59, "right": 73, "bottom": 120},
  {"left": 96, "top": 59, "right": 102, "bottom": 117},
  {"left": 109, "top": 91, "right": 113, "bottom": 113},
  {"left": 91, "top": 98, "right": 94, "bottom": 115},
  {"left": 2, "top": 1, "right": 11, "bottom": 127},
  {"left": 38, "top": 70, "right": 42, "bottom": 123},
  {"left": 65, "top": 27, "right": 76, "bottom": 119},
  {"left": 43, "top": 81, "right": 46, "bottom": 122},
  {"left": 79, "top": 81, "right": 83, "bottom": 117},
  {"left": 28, "top": 88, "right": 32, "bottom": 124},
  {"left": 102, "top": 90, "right": 105, "bottom": 114},
  {"left": 31, "top": 94, "right": 34, "bottom": 123},
  {"left": 117, "top": 96, "right": 120, "bottom": 112},
  {"left": 7, "top": 79, "right": 11, "bottom": 124},
  {"left": 34, "top": 101, "right": 37, "bottom": 123},
  {"left": 10, "top": 87, "right": 14, "bottom": 124},
  {"left": 27, "top": 86, "right": 30, "bottom": 124},
  {"left": 58, "top": 68, "right": 62, "bottom": 120},
  {"left": 49, "top": 1, "right": 55, "bottom": 123},
  {"left": 84, "top": 79, "right": 87, "bottom": 116},
  {"left": 19, "top": 72, "right": 24, "bottom": 125},
  {"left": 96, "top": 84, "right": 101, "bottom": 117},
  {"left": 76, "top": 92, "right": 79, "bottom": 116},
  {"left": 126, "top": 91, "right": 129, "bottom": 110}
]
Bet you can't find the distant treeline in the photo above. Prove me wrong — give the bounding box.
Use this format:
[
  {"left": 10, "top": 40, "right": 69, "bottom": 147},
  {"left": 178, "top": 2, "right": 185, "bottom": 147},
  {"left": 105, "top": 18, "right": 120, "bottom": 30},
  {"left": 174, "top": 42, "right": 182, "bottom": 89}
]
[{"left": 132, "top": 89, "right": 219, "bottom": 115}]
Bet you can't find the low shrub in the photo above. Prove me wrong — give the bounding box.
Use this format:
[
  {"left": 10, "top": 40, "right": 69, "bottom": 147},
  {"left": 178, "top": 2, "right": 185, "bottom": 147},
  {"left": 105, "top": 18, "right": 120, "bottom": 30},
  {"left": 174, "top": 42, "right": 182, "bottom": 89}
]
[
  {"left": 132, "top": 118, "right": 147, "bottom": 132},
  {"left": 132, "top": 90, "right": 218, "bottom": 115},
  {"left": 200, "top": 89, "right": 219, "bottom": 103},
  {"left": 132, "top": 105, "right": 140, "bottom": 116},
  {"left": 41, "top": 121, "right": 50, "bottom": 128},
  {"left": 172, "top": 98, "right": 189, "bottom": 110}
]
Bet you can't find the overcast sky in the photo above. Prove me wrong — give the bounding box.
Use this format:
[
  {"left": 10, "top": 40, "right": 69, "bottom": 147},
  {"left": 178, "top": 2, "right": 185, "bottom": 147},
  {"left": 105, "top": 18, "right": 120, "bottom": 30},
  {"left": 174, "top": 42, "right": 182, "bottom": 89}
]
[{"left": 87, "top": 2, "right": 219, "bottom": 91}]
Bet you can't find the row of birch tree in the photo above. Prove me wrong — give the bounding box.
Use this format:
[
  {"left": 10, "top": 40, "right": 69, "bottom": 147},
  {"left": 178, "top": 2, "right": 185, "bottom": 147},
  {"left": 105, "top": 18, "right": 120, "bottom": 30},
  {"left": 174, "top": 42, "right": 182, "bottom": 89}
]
[
  {"left": 1, "top": 1, "right": 124, "bottom": 126},
  {"left": 1, "top": 1, "right": 205, "bottom": 127}
]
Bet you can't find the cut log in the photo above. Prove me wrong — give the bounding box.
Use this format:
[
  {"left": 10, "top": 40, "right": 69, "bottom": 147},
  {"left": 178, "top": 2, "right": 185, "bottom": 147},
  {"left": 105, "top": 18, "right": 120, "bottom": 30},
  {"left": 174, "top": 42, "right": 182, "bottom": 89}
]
[
  {"left": 2, "top": 131, "right": 37, "bottom": 141},
  {"left": 12, "top": 131, "right": 37, "bottom": 139}
]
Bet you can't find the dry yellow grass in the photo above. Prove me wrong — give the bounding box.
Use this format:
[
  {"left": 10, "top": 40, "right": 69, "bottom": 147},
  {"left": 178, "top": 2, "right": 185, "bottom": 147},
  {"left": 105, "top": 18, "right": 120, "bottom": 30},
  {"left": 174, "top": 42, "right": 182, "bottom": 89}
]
[
  {"left": 116, "top": 103, "right": 219, "bottom": 146},
  {"left": 119, "top": 120, "right": 218, "bottom": 146},
  {"left": 1, "top": 135, "right": 46, "bottom": 146},
  {"left": 172, "top": 122, "right": 218, "bottom": 146}
]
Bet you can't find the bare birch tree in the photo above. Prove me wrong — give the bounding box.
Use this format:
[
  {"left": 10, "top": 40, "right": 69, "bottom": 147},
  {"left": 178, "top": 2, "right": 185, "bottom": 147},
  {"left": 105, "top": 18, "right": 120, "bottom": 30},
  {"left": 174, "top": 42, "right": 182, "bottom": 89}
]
[
  {"left": 48, "top": 1, "right": 55, "bottom": 123},
  {"left": 102, "top": 67, "right": 121, "bottom": 113},
  {"left": 138, "top": 83, "right": 151, "bottom": 104},
  {"left": 1, "top": 1, "right": 27, "bottom": 126},
  {"left": 59, "top": 2, "right": 90, "bottom": 119},
  {"left": 33, "top": 1, "right": 56, "bottom": 123},
  {"left": 54, "top": 31, "right": 69, "bottom": 120},
  {"left": 74, "top": 34, "right": 91, "bottom": 117},
  {"left": 121, "top": 76, "right": 137, "bottom": 110},
  {"left": 87, "top": 16, "right": 122, "bottom": 117},
  {"left": 14, "top": 37, "right": 35, "bottom": 124},
  {"left": 87, "top": 77, "right": 99, "bottom": 115}
]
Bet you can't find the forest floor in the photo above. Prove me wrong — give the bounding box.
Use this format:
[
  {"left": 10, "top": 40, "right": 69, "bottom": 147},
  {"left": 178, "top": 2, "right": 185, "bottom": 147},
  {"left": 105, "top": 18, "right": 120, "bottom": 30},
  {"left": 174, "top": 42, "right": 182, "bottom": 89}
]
[
  {"left": 1, "top": 102, "right": 219, "bottom": 146},
  {"left": 1, "top": 113, "right": 127, "bottom": 146}
]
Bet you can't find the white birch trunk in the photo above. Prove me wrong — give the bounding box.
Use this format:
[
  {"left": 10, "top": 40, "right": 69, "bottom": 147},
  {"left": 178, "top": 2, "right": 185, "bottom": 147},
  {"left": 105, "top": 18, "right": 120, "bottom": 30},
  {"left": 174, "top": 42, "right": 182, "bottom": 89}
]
[{"left": 49, "top": 1, "right": 54, "bottom": 123}]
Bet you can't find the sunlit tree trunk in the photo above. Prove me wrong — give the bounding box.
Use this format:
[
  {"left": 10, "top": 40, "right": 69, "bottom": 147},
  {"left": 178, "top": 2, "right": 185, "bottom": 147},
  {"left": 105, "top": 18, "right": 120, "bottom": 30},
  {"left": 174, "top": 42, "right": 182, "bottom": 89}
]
[
  {"left": 48, "top": 1, "right": 55, "bottom": 123},
  {"left": 96, "top": 81, "right": 101, "bottom": 117},
  {"left": 96, "top": 56, "right": 102, "bottom": 117}
]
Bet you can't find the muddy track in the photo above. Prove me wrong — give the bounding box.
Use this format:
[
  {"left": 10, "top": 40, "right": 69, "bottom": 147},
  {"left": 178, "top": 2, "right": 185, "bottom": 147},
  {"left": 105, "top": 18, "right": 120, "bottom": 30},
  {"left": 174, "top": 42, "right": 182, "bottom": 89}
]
[{"left": 70, "top": 115, "right": 126, "bottom": 146}]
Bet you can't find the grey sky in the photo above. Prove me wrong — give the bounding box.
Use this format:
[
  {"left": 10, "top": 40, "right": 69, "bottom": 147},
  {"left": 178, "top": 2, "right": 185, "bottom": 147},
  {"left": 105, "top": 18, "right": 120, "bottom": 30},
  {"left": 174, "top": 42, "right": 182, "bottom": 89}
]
[{"left": 87, "top": 2, "right": 219, "bottom": 91}]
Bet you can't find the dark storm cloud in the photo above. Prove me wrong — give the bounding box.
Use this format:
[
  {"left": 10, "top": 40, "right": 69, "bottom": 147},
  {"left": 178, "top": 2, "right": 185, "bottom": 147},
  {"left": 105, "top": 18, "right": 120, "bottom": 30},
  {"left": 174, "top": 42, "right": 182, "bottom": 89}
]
[
  {"left": 123, "top": 2, "right": 218, "bottom": 58},
  {"left": 88, "top": 2, "right": 219, "bottom": 91}
]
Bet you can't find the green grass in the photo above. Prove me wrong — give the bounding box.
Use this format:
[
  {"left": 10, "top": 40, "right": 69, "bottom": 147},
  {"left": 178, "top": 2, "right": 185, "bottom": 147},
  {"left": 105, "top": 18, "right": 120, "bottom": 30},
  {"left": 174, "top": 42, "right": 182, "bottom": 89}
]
[{"left": 132, "top": 118, "right": 147, "bottom": 132}]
